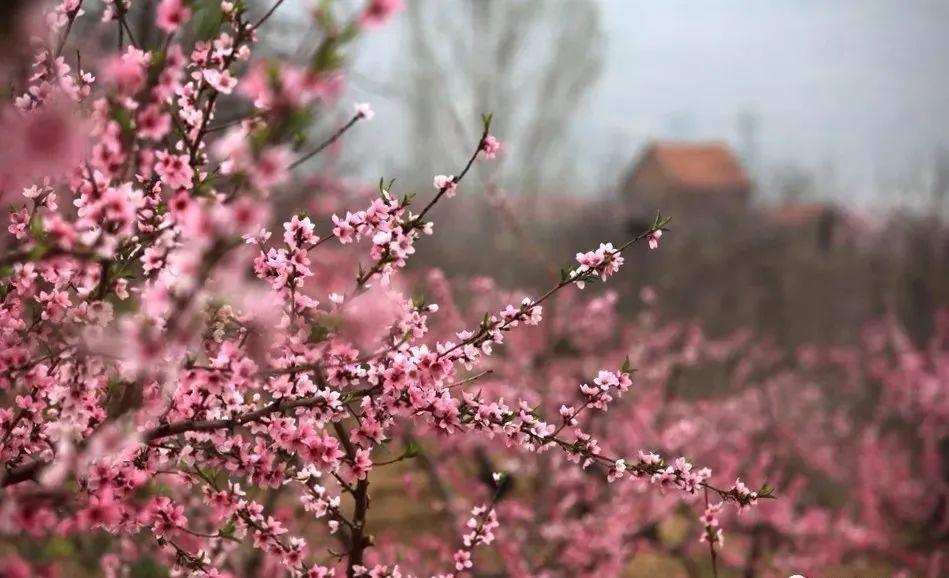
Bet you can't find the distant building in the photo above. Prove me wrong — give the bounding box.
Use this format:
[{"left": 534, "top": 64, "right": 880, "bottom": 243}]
[
  {"left": 620, "top": 142, "right": 752, "bottom": 229},
  {"left": 767, "top": 202, "right": 848, "bottom": 253}
]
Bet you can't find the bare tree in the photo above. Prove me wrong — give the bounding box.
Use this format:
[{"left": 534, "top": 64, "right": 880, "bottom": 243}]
[{"left": 401, "top": 0, "right": 603, "bottom": 195}]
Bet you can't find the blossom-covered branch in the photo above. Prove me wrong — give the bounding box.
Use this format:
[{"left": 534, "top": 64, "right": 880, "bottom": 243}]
[{"left": 0, "top": 1, "right": 783, "bottom": 577}]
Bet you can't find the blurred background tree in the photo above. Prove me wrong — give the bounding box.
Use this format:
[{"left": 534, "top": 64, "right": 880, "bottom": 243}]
[{"left": 399, "top": 0, "right": 602, "bottom": 195}]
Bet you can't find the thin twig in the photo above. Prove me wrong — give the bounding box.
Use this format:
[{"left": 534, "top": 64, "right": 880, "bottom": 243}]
[
  {"left": 706, "top": 487, "right": 720, "bottom": 578},
  {"left": 289, "top": 113, "right": 363, "bottom": 170},
  {"left": 253, "top": 0, "right": 287, "bottom": 30},
  {"left": 54, "top": 1, "right": 84, "bottom": 58}
]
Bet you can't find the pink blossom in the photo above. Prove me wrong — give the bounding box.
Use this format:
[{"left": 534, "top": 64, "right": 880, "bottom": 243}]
[
  {"left": 481, "top": 134, "right": 501, "bottom": 159},
  {"left": 202, "top": 68, "right": 238, "bottom": 94},
  {"left": 354, "top": 102, "right": 375, "bottom": 120},
  {"left": 359, "top": 0, "right": 404, "bottom": 29},
  {"left": 572, "top": 242, "right": 625, "bottom": 287},
  {"left": 250, "top": 146, "right": 291, "bottom": 192},
  {"left": 8, "top": 209, "right": 30, "bottom": 239},
  {"left": 434, "top": 174, "right": 457, "bottom": 197},
  {"left": 103, "top": 47, "right": 149, "bottom": 96},
  {"left": 156, "top": 0, "right": 191, "bottom": 33},
  {"left": 607, "top": 459, "right": 627, "bottom": 482},
  {"left": 0, "top": 101, "right": 87, "bottom": 189},
  {"left": 647, "top": 228, "right": 663, "bottom": 250},
  {"left": 454, "top": 550, "right": 472, "bottom": 571},
  {"left": 154, "top": 150, "right": 194, "bottom": 190},
  {"left": 136, "top": 105, "right": 171, "bottom": 141},
  {"left": 0, "top": 4, "right": 789, "bottom": 577},
  {"left": 283, "top": 214, "right": 319, "bottom": 249},
  {"left": 77, "top": 490, "right": 122, "bottom": 529}
]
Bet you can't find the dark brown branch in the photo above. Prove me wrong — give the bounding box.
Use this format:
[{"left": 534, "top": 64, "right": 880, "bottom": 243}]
[
  {"left": 332, "top": 422, "right": 371, "bottom": 578},
  {"left": 54, "top": 0, "right": 84, "bottom": 58},
  {"left": 354, "top": 123, "right": 491, "bottom": 286},
  {"left": 253, "top": 0, "right": 286, "bottom": 30},
  {"left": 289, "top": 114, "right": 363, "bottom": 171}
]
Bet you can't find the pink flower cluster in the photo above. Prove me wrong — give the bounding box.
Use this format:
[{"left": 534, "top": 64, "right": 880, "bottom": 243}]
[
  {"left": 0, "top": 2, "right": 763, "bottom": 578},
  {"left": 572, "top": 242, "right": 625, "bottom": 288}
]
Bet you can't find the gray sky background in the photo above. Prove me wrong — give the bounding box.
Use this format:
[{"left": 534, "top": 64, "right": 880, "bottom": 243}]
[
  {"left": 335, "top": 0, "right": 949, "bottom": 207},
  {"left": 585, "top": 0, "right": 949, "bottom": 204}
]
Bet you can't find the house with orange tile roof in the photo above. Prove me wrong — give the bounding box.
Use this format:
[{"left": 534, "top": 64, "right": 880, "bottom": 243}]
[{"left": 620, "top": 142, "right": 752, "bottom": 229}]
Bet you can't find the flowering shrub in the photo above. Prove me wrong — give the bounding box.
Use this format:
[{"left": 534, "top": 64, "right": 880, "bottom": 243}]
[
  {"left": 407, "top": 280, "right": 949, "bottom": 576},
  {"left": 0, "top": 2, "right": 771, "bottom": 577}
]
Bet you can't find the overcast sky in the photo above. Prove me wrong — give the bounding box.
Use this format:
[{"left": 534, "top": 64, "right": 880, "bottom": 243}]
[
  {"left": 581, "top": 0, "right": 949, "bottom": 202},
  {"left": 334, "top": 0, "right": 949, "bottom": 205}
]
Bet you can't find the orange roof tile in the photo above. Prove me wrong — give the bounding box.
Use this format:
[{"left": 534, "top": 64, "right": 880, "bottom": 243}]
[{"left": 647, "top": 142, "right": 750, "bottom": 192}]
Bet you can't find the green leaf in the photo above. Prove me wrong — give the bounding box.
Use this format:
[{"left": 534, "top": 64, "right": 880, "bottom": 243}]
[
  {"left": 314, "top": 0, "right": 338, "bottom": 32},
  {"left": 219, "top": 520, "right": 236, "bottom": 538},
  {"left": 652, "top": 211, "right": 672, "bottom": 230},
  {"left": 41, "top": 537, "right": 75, "bottom": 559},
  {"left": 128, "top": 556, "right": 168, "bottom": 578},
  {"left": 192, "top": 0, "right": 226, "bottom": 41},
  {"left": 308, "top": 323, "right": 332, "bottom": 344},
  {"left": 339, "top": 21, "right": 361, "bottom": 43},
  {"left": 310, "top": 37, "right": 345, "bottom": 73},
  {"left": 403, "top": 439, "right": 422, "bottom": 458}
]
